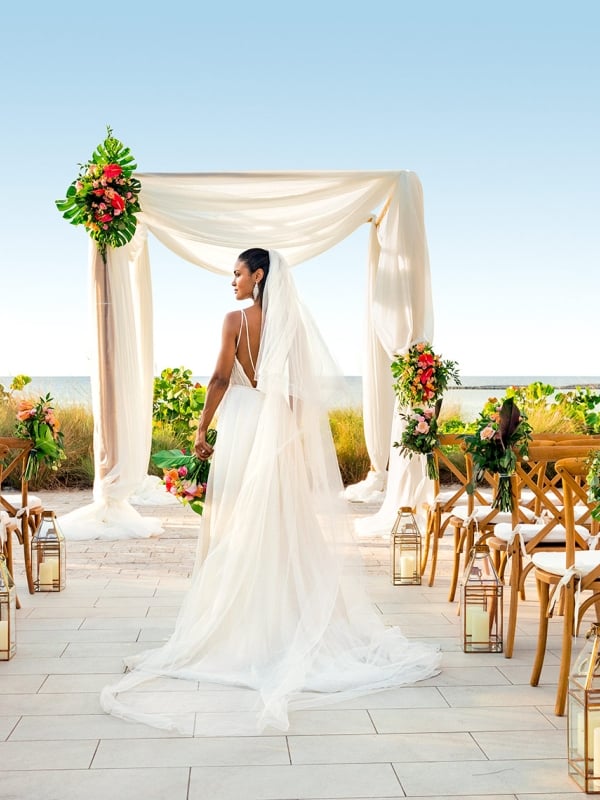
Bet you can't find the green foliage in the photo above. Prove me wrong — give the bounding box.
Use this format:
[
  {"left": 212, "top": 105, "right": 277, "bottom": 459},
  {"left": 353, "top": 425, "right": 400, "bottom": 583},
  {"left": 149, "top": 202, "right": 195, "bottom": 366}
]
[
  {"left": 588, "top": 451, "right": 600, "bottom": 521},
  {"left": 153, "top": 367, "right": 206, "bottom": 447},
  {"left": 554, "top": 387, "right": 600, "bottom": 434},
  {"left": 0, "top": 374, "right": 31, "bottom": 402}
]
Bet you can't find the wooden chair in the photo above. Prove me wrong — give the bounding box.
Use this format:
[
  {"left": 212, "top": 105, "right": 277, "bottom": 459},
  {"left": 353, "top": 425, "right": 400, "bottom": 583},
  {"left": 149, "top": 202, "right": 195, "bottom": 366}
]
[
  {"left": 486, "top": 443, "right": 600, "bottom": 658},
  {"left": 530, "top": 456, "right": 600, "bottom": 715},
  {"left": 0, "top": 437, "right": 44, "bottom": 594},
  {"left": 420, "top": 435, "right": 475, "bottom": 588}
]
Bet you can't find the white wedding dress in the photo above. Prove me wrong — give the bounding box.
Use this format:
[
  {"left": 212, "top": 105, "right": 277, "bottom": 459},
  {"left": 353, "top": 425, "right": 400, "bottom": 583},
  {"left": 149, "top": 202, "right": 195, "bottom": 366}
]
[{"left": 101, "top": 252, "right": 441, "bottom": 734}]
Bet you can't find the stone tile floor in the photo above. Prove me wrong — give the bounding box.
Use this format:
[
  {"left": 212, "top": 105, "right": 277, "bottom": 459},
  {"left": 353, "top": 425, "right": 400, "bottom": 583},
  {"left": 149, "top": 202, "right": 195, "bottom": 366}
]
[{"left": 0, "top": 489, "right": 583, "bottom": 800}]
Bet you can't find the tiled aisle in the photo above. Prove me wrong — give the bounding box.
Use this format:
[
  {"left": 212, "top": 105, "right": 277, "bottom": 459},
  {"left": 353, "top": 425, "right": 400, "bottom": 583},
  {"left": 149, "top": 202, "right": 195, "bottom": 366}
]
[{"left": 0, "top": 490, "right": 580, "bottom": 800}]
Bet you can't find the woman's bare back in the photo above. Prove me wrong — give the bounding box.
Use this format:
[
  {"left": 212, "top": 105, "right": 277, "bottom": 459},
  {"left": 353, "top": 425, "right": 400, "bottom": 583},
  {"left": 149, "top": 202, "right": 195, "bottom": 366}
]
[{"left": 236, "top": 305, "right": 262, "bottom": 387}]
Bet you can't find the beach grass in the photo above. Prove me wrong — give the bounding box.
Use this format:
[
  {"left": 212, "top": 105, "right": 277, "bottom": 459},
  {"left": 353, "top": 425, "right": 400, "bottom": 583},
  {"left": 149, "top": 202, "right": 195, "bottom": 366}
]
[{"left": 0, "top": 389, "right": 592, "bottom": 490}]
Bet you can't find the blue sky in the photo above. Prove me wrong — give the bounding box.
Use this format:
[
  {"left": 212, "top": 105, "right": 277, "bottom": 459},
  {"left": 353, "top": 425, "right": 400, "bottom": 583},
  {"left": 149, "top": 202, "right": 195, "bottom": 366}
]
[{"left": 1, "top": 1, "right": 598, "bottom": 377}]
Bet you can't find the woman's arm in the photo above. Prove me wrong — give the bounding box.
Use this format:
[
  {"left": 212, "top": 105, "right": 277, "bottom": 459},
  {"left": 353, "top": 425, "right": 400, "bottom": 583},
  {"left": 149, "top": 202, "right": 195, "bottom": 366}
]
[{"left": 194, "top": 311, "right": 239, "bottom": 460}]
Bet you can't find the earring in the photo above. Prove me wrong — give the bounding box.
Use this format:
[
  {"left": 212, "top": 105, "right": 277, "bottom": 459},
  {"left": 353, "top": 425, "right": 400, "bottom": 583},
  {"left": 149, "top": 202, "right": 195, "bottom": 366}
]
[{"left": 252, "top": 283, "right": 260, "bottom": 301}]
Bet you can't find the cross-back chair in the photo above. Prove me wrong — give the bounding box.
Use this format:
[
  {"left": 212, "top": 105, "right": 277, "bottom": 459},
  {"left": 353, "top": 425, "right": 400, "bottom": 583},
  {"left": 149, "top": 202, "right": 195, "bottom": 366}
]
[
  {"left": 420, "top": 435, "right": 479, "bottom": 589},
  {"left": 0, "top": 437, "right": 44, "bottom": 594},
  {"left": 530, "top": 455, "right": 600, "bottom": 715},
  {"left": 486, "top": 443, "right": 600, "bottom": 658}
]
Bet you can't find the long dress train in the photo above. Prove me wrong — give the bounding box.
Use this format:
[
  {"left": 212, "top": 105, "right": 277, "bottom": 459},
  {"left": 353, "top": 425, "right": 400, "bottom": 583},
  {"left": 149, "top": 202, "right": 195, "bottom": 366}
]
[{"left": 100, "top": 252, "right": 441, "bottom": 734}]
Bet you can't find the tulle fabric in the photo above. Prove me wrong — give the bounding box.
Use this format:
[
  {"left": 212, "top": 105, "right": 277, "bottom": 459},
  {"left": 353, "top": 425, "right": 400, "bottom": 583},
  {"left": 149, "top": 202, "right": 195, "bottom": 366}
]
[{"left": 100, "top": 252, "right": 441, "bottom": 733}]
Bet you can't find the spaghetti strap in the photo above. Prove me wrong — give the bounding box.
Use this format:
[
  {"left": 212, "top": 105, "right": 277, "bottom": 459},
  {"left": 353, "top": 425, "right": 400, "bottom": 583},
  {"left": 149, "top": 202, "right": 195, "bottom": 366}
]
[{"left": 238, "top": 309, "right": 256, "bottom": 376}]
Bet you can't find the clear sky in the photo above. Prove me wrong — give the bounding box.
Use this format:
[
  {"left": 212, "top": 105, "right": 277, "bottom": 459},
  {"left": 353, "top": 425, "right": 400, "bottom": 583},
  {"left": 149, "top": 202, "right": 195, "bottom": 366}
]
[{"left": 1, "top": 1, "right": 598, "bottom": 378}]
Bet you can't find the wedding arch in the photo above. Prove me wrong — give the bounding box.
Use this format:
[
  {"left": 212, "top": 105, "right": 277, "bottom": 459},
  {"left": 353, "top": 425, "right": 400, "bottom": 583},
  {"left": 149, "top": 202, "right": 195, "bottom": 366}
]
[{"left": 59, "top": 171, "right": 433, "bottom": 539}]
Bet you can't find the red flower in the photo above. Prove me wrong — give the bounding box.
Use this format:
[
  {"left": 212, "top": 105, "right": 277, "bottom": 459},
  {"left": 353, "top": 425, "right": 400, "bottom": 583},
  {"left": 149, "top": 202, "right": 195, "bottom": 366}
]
[
  {"left": 111, "top": 193, "right": 126, "bottom": 212},
  {"left": 97, "top": 213, "right": 112, "bottom": 223},
  {"left": 103, "top": 163, "right": 122, "bottom": 179},
  {"left": 417, "top": 353, "right": 435, "bottom": 367},
  {"left": 420, "top": 367, "right": 434, "bottom": 385}
]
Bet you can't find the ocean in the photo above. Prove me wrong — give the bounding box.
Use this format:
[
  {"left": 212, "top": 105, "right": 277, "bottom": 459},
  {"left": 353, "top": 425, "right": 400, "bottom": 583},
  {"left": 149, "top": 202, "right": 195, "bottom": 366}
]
[{"left": 2, "top": 375, "right": 599, "bottom": 421}]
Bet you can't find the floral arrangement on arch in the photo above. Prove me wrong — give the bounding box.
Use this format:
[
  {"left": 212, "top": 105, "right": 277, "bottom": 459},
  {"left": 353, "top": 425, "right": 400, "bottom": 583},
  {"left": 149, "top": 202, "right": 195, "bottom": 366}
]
[
  {"left": 14, "top": 394, "right": 66, "bottom": 480},
  {"left": 151, "top": 430, "right": 217, "bottom": 516},
  {"left": 55, "top": 126, "right": 141, "bottom": 258},
  {"left": 391, "top": 342, "right": 461, "bottom": 408},
  {"left": 394, "top": 400, "right": 442, "bottom": 480},
  {"left": 461, "top": 396, "right": 532, "bottom": 512},
  {"left": 588, "top": 450, "right": 600, "bottom": 522}
]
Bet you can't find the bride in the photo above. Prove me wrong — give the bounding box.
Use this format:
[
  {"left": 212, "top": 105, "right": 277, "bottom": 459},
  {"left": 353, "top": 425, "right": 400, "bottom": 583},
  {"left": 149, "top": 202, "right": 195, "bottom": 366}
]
[{"left": 101, "top": 248, "right": 441, "bottom": 733}]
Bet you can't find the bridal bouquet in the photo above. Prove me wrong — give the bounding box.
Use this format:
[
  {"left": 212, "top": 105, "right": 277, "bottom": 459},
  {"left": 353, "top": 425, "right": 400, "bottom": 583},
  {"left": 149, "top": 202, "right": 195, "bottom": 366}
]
[
  {"left": 461, "top": 397, "right": 532, "bottom": 512},
  {"left": 391, "top": 343, "right": 460, "bottom": 407},
  {"left": 14, "top": 394, "right": 66, "bottom": 480},
  {"left": 152, "top": 430, "right": 217, "bottom": 516},
  {"left": 394, "top": 401, "right": 441, "bottom": 480},
  {"left": 55, "top": 126, "right": 141, "bottom": 258}
]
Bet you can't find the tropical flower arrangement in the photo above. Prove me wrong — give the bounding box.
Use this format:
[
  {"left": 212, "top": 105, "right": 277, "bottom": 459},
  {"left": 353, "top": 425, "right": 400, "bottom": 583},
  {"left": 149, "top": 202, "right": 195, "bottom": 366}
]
[
  {"left": 55, "top": 126, "right": 141, "bottom": 258},
  {"left": 14, "top": 394, "right": 66, "bottom": 480},
  {"left": 394, "top": 401, "right": 442, "bottom": 480},
  {"left": 391, "top": 342, "right": 461, "bottom": 407},
  {"left": 588, "top": 450, "right": 600, "bottom": 522},
  {"left": 461, "top": 396, "right": 532, "bottom": 512},
  {"left": 151, "top": 430, "right": 217, "bottom": 516}
]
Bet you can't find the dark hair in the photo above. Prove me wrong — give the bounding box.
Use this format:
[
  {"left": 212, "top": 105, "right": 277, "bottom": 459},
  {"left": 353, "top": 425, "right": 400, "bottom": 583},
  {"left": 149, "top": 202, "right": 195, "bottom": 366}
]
[{"left": 238, "top": 248, "right": 270, "bottom": 301}]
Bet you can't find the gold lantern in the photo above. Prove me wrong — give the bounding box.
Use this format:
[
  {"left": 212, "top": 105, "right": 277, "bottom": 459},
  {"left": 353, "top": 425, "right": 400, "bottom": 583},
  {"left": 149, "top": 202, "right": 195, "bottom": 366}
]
[
  {"left": 460, "top": 541, "right": 503, "bottom": 653},
  {"left": 0, "top": 555, "right": 16, "bottom": 660},
  {"left": 390, "top": 506, "right": 422, "bottom": 585},
  {"left": 31, "top": 510, "right": 66, "bottom": 592},
  {"left": 568, "top": 624, "right": 600, "bottom": 793}
]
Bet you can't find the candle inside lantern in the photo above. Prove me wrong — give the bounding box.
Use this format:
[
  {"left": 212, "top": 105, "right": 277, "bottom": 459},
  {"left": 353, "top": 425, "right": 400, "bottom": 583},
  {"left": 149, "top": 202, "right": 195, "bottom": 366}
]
[
  {"left": 38, "top": 561, "right": 57, "bottom": 586},
  {"left": 400, "top": 555, "right": 416, "bottom": 578},
  {"left": 466, "top": 607, "right": 489, "bottom": 644},
  {"left": 0, "top": 620, "right": 8, "bottom": 650}
]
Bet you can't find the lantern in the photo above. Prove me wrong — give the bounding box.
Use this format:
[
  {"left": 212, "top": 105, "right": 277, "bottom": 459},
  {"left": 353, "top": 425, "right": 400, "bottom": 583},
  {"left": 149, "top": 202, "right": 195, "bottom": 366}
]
[
  {"left": 390, "top": 506, "right": 422, "bottom": 585},
  {"left": 31, "top": 510, "right": 66, "bottom": 592},
  {"left": 0, "top": 555, "right": 16, "bottom": 660},
  {"left": 460, "top": 541, "right": 503, "bottom": 652},
  {"left": 568, "top": 624, "right": 600, "bottom": 793}
]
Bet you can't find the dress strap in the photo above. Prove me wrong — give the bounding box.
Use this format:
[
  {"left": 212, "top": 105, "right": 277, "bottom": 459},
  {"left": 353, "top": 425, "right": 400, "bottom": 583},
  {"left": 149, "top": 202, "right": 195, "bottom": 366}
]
[{"left": 239, "top": 309, "right": 256, "bottom": 376}]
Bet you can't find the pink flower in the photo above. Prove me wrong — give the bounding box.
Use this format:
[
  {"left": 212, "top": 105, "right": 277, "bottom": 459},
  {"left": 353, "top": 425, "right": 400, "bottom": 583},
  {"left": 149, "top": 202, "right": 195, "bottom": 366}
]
[
  {"left": 415, "top": 420, "right": 430, "bottom": 434},
  {"left": 423, "top": 408, "right": 435, "bottom": 419},
  {"left": 178, "top": 466, "right": 188, "bottom": 477},
  {"left": 480, "top": 426, "right": 495, "bottom": 440}
]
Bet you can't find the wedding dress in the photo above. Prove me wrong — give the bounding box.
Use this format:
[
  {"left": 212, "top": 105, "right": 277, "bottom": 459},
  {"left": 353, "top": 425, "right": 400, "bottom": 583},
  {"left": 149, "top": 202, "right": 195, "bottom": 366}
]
[{"left": 101, "top": 251, "right": 441, "bottom": 734}]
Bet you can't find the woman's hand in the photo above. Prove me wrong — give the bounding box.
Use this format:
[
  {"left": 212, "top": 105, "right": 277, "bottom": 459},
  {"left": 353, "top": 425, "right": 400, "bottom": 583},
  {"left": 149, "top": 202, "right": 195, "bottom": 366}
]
[{"left": 194, "top": 430, "right": 214, "bottom": 461}]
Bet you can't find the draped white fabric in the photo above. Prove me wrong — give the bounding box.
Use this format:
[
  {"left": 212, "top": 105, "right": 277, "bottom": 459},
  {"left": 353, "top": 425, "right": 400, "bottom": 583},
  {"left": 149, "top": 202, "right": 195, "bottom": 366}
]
[
  {"left": 63, "top": 171, "right": 433, "bottom": 538},
  {"left": 59, "top": 239, "right": 162, "bottom": 539}
]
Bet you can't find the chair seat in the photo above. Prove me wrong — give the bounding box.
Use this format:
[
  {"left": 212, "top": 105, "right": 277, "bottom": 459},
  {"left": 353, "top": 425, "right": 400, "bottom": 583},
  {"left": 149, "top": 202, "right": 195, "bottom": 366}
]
[
  {"left": 450, "top": 505, "right": 537, "bottom": 524},
  {"left": 434, "top": 491, "right": 469, "bottom": 506},
  {"left": 532, "top": 550, "right": 600, "bottom": 577},
  {"left": 2, "top": 494, "right": 43, "bottom": 511},
  {"left": 492, "top": 522, "right": 590, "bottom": 544}
]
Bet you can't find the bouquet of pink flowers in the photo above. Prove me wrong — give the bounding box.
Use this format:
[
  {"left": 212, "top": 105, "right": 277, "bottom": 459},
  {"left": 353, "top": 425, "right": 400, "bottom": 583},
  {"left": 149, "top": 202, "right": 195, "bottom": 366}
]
[
  {"left": 394, "top": 401, "right": 441, "bottom": 480},
  {"left": 151, "top": 430, "right": 217, "bottom": 516},
  {"left": 14, "top": 394, "right": 66, "bottom": 480}
]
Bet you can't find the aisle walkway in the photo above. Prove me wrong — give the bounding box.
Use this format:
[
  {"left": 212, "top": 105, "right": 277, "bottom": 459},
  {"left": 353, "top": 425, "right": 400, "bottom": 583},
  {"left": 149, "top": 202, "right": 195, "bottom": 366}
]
[{"left": 0, "top": 490, "right": 577, "bottom": 800}]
